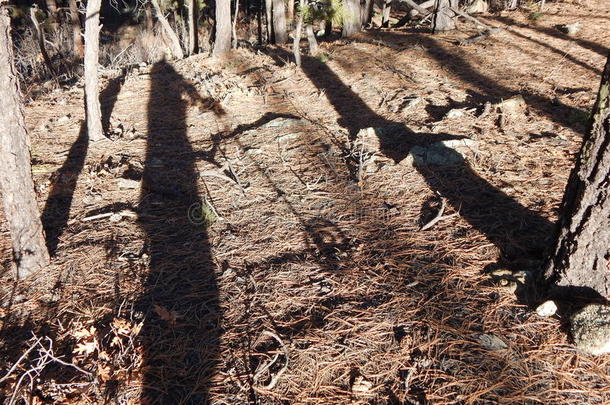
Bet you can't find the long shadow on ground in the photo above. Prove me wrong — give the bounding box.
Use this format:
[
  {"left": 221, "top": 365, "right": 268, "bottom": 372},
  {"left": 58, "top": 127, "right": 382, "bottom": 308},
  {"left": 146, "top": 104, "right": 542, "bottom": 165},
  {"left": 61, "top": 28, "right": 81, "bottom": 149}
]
[
  {"left": 42, "top": 73, "right": 125, "bottom": 254},
  {"left": 135, "top": 60, "right": 224, "bottom": 403},
  {"left": 268, "top": 47, "right": 555, "bottom": 276}
]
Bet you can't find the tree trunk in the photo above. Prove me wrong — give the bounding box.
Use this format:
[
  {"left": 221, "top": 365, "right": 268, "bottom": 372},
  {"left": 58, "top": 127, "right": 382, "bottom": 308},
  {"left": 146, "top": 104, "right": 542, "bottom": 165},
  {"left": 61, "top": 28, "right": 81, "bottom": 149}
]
[
  {"left": 382, "top": 0, "right": 392, "bottom": 27},
  {"left": 232, "top": 0, "right": 239, "bottom": 48},
  {"left": 45, "top": 0, "right": 60, "bottom": 31},
  {"left": 272, "top": 0, "right": 287, "bottom": 43},
  {"left": 29, "top": 7, "right": 56, "bottom": 76},
  {"left": 293, "top": 0, "right": 304, "bottom": 66},
  {"left": 432, "top": 0, "right": 457, "bottom": 33},
  {"left": 188, "top": 0, "right": 199, "bottom": 54},
  {"left": 84, "top": 0, "right": 104, "bottom": 142},
  {"left": 287, "top": 0, "right": 295, "bottom": 24},
  {"left": 151, "top": 0, "right": 184, "bottom": 59},
  {"left": 265, "top": 0, "right": 273, "bottom": 42},
  {"left": 342, "top": 0, "right": 361, "bottom": 37},
  {"left": 305, "top": 24, "right": 318, "bottom": 55},
  {"left": 68, "top": 0, "right": 84, "bottom": 59},
  {"left": 543, "top": 55, "right": 610, "bottom": 297},
  {"left": 361, "top": 0, "right": 373, "bottom": 27},
  {"left": 0, "top": 9, "right": 50, "bottom": 279},
  {"left": 324, "top": 19, "right": 332, "bottom": 37},
  {"left": 213, "top": 0, "right": 232, "bottom": 54}
]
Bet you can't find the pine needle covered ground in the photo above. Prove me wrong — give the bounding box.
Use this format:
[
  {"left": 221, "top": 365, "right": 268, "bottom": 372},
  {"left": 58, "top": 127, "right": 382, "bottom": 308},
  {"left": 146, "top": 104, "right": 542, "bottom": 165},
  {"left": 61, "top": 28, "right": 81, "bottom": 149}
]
[{"left": 1, "top": 1, "right": 609, "bottom": 403}]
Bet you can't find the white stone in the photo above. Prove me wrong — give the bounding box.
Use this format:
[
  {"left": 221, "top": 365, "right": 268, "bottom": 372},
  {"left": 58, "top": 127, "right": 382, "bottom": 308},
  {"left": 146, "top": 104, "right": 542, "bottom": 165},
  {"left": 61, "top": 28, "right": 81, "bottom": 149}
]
[{"left": 536, "top": 300, "right": 558, "bottom": 317}]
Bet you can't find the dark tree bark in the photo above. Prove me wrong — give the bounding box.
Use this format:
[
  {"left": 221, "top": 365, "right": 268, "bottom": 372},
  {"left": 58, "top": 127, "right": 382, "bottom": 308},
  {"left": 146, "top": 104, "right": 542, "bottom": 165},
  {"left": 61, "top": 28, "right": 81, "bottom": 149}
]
[
  {"left": 0, "top": 9, "right": 50, "bottom": 278},
  {"left": 188, "top": 0, "right": 199, "bottom": 54},
  {"left": 324, "top": 19, "right": 332, "bottom": 37},
  {"left": 543, "top": 54, "right": 610, "bottom": 297},
  {"left": 213, "top": 0, "right": 232, "bottom": 54},
  {"left": 68, "top": 0, "right": 84, "bottom": 59},
  {"left": 342, "top": 0, "right": 362, "bottom": 37},
  {"left": 272, "top": 0, "right": 288, "bottom": 43},
  {"left": 84, "top": 0, "right": 104, "bottom": 142},
  {"left": 432, "top": 0, "right": 457, "bottom": 33},
  {"left": 151, "top": 0, "right": 184, "bottom": 58}
]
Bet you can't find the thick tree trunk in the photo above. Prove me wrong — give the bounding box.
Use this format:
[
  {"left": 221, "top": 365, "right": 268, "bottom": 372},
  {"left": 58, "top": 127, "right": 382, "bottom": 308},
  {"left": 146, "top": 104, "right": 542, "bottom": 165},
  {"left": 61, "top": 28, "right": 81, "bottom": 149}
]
[
  {"left": 272, "top": 0, "right": 287, "bottom": 43},
  {"left": 382, "top": 0, "right": 392, "bottom": 27},
  {"left": 543, "top": 55, "right": 610, "bottom": 297},
  {"left": 188, "top": 0, "right": 199, "bottom": 54},
  {"left": 342, "top": 0, "right": 362, "bottom": 37},
  {"left": 305, "top": 24, "right": 318, "bottom": 55},
  {"left": 0, "top": 9, "right": 50, "bottom": 279},
  {"left": 213, "top": 0, "right": 232, "bottom": 54},
  {"left": 68, "top": 0, "right": 84, "bottom": 59},
  {"left": 432, "top": 0, "right": 457, "bottom": 33},
  {"left": 84, "top": 0, "right": 104, "bottom": 142},
  {"left": 151, "top": 0, "right": 184, "bottom": 59}
]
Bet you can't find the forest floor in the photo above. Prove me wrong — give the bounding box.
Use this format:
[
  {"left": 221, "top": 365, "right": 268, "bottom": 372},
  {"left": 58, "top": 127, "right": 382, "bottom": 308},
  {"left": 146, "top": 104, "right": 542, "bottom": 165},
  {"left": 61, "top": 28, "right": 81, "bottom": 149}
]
[{"left": 1, "top": 1, "right": 610, "bottom": 404}]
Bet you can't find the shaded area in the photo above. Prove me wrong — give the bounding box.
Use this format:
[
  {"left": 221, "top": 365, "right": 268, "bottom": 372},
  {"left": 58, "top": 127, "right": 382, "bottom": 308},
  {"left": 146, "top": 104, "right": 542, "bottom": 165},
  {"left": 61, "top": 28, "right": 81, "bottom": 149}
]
[
  {"left": 350, "top": 31, "right": 590, "bottom": 134},
  {"left": 493, "top": 15, "right": 609, "bottom": 59},
  {"left": 42, "top": 73, "right": 125, "bottom": 254},
  {"left": 136, "top": 60, "right": 223, "bottom": 403}
]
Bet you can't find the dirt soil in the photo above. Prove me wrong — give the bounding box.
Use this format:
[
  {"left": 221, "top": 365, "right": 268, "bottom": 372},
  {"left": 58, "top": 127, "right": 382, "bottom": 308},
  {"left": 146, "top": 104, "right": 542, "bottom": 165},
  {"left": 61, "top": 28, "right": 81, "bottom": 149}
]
[{"left": 1, "top": 1, "right": 610, "bottom": 404}]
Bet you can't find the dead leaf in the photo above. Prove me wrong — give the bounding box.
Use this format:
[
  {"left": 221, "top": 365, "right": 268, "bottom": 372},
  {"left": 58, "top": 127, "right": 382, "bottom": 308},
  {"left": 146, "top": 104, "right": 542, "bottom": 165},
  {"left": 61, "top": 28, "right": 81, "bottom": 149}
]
[
  {"left": 74, "top": 340, "right": 97, "bottom": 356},
  {"left": 98, "top": 364, "right": 111, "bottom": 382},
  {"left": 153, "top": 304, "right": 179, "bottom": 324}
]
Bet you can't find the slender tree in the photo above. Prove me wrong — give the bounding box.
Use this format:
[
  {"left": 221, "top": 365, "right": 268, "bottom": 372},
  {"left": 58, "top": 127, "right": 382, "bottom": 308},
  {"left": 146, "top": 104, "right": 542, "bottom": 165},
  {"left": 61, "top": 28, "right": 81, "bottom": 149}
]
[
  {"left": 0, "top": 7, "right": 50, "bottom": 278},
  {"left": 84, "top": 0, "right": 104, "bottom": 142},
  {"left": 293, "top": 0, "right": 304, "bottom": 66},
  {"left": 151, "top": 0, "right": 184, "bottom": 58},
  {"left": 213, "top": 0, "right": 232, "bottom": 54},
  {"left": 543, "top": 54, "right": 610, "bottom": 297},
  {"left": 188, "top": 0, "right": 199, "bottom": 54},
  {"left": 68, "top": 0, "right": 84, "bottom": 59}
]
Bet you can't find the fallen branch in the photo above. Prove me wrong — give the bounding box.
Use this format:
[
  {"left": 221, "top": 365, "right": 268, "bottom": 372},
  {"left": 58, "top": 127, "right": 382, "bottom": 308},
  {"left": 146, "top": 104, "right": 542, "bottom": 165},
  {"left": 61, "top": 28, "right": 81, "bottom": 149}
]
[
  {"left": 458, "top": 27, "right": 502, "bottom": 46},
  {"left": 449, "top": 7, "right": 495, "bottom": 30},
  {"left": 420, "top": 197, "right": 460, "bottom": 231},
  {"left": 253, "top": 330, "right": 289, "bottom": 390}
]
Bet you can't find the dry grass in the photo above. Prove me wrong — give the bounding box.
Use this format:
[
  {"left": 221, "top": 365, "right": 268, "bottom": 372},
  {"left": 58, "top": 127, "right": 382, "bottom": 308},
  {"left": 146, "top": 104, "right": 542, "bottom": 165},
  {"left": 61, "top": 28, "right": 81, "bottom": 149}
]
[{"left": 1, "top": 1, "right": 610, "bottom": 403}]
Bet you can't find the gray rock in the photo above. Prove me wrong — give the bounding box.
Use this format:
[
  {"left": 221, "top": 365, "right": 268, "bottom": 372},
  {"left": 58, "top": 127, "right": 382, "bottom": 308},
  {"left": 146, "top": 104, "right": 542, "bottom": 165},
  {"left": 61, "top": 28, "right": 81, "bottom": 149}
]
[
  {"left": 558, "top": 22, "right": 582, "bottom": 36},
  {"left": 117, "top": 178, "right": 140, "bottom": 189},
  {"left": 262, "top": 117, "right": 307, "bottom": 128},
  {"left": 476, "top": 334, "right": 508, "bottom": 351},
  {"left": 570, "top": 304, "right": 610, "bottom": 355}
]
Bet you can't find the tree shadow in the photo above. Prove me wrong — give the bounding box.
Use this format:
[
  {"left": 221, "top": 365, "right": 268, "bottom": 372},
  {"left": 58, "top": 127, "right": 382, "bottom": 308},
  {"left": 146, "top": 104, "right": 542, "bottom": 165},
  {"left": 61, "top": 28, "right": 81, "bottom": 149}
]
[
  {"left": 349, "top": 30, "right": 591, "bottom": 133},
  {"left": 135, "top": 60, "right": 225, "bottom": 403},
  {"left": 42, "top": 73, "right": 126, "bottom": 255},
  {"left": 267, "top": 46, "right": 555, "bottom": 292},
  {"left": 492, "top": 15, "right": 609, "bottom": 59}
]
